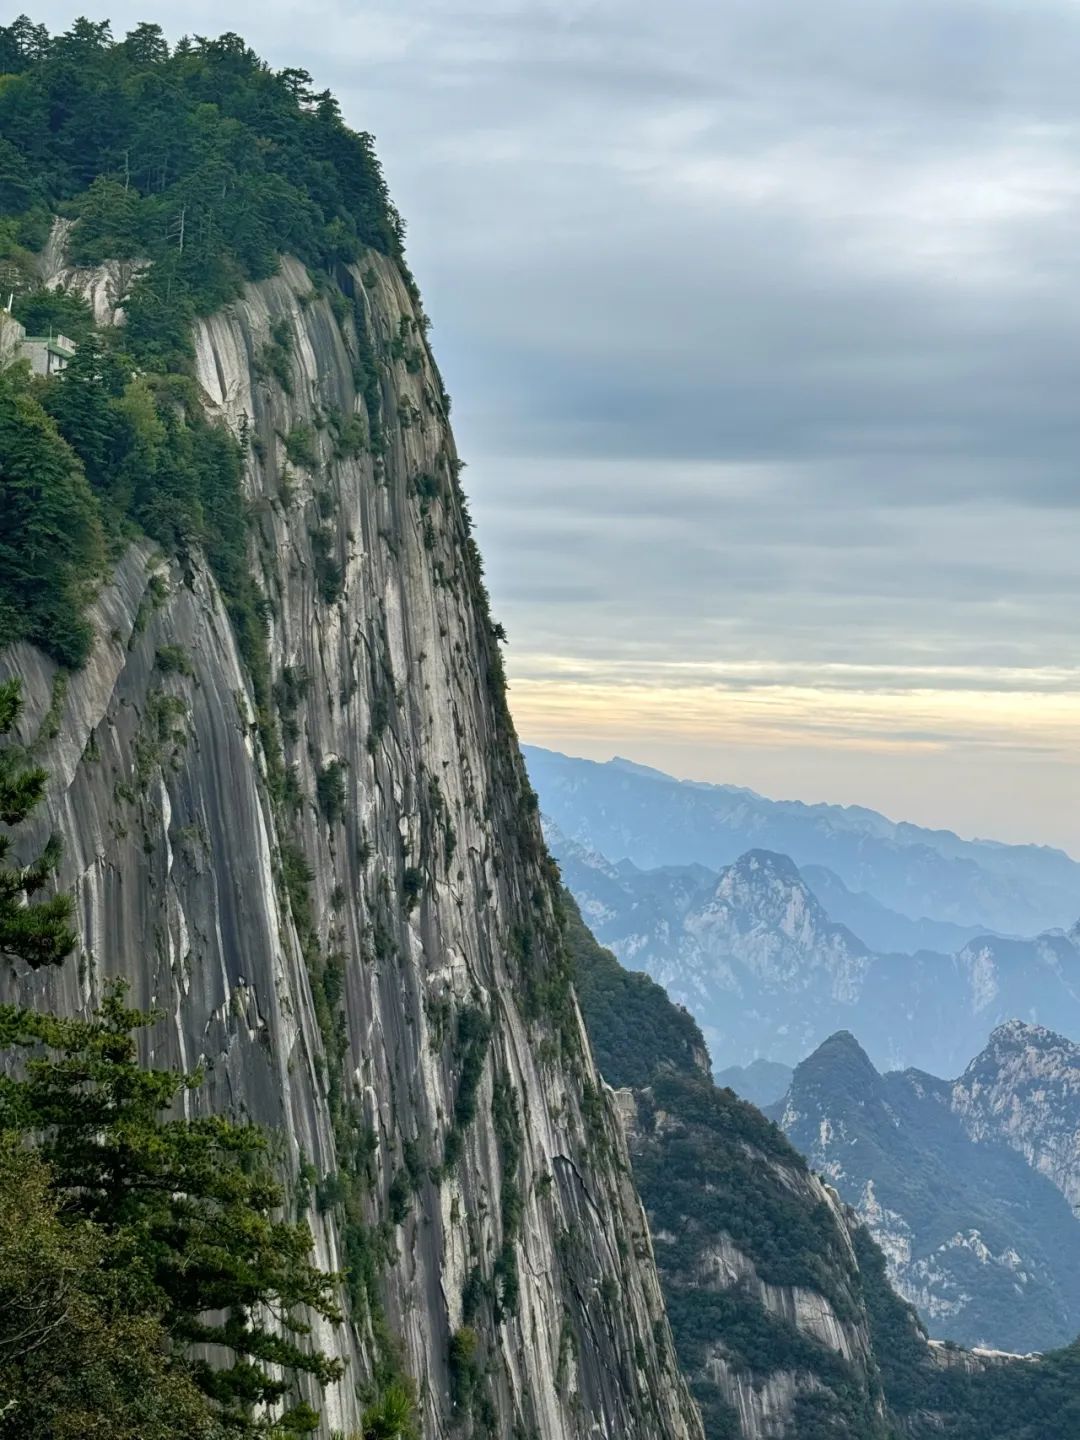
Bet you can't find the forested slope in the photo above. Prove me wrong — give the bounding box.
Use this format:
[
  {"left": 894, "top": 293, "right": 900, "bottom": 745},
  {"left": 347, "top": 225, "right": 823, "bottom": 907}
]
[{"left": 567, "top": 895, "right": 1080, "bottom": 1439}]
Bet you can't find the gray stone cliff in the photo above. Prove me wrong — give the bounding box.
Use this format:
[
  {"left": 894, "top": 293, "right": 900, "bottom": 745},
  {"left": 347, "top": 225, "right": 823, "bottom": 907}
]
[{"left": 1, "top": 233, "right": 702, "bottom": 1440}]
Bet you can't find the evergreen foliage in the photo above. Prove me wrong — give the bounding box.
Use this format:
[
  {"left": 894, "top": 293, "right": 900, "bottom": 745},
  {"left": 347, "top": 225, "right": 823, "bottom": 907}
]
[
  {"left": 0, "top": 14, "right": 405, "bottom": 669},
  {"left": 0, "top": 679, "right": 76, "bottom": 969},
  {"left": 359, "top": 1381, "right": 418, "bottom": 1440},
  {"left": 0, "top": 983, "right": 343, "bottom": 1435},
  {"left": 569, "top": 884, "right": 1080, "bottom": 1437},
  {"left": 0, "top": 364, "right": 105, "bottom": 665},
  {"left": 0, "top": 16, "right": 404, "bottom": 372},
  {"left": 854, "top": 1221, "right": 1080, "bottom": 1438},
  {"left": 0, "top": 1138, "right": 224, "bottom": 1440},
  {"left": 562, "top": 892, "right": 703, "bottom": 1088}
]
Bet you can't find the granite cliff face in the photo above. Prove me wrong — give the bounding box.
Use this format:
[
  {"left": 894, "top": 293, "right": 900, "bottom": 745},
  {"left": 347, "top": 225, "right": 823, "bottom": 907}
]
[
  {"left": 1, "top": 231, "right": 701, "bottom": 1440},
  {"left": 950, "top": 1018, "right": 1080, "bottom": 1218}
]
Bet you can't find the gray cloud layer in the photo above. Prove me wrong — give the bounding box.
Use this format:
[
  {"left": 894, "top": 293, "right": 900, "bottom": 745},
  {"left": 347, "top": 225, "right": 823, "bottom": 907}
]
[{"left": 32, "top": 1, "right": 1080, "bottom": 845}]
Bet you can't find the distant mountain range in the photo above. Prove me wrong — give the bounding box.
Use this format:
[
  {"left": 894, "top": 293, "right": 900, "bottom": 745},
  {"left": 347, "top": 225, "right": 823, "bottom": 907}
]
[
  {"left": 798, "top": 863, "right": 991, "bottom": 956},
  {"left": 544, "top": 818, "right": 1080, "bottom": 1076},
  {"left": 714, "top": 1059, "right": 793, "bottom": 1108},
  {"left": 534, "top": 745, "right": 1080, "bottom": 1356},
  {"left": 773, "top": 1024, "right": 1080, "bottom": 1354},
  {"left": 526, "top": 746, "right": 1080, "bottom": 937}
]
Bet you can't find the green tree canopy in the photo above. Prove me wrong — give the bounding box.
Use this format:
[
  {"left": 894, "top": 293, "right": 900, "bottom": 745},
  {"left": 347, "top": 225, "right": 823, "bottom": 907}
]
[
  {"left": 0, "top": 1136, "right": 226, "bottom": 1440},
  {"left": 0, "top": 984, "right": 343, "bottom": 1435},
  {"left": 0, "top": 678, "right": 76, "bottom": 971},
  {"left": 0, "top": 365, "right": 105, "bottom": 666},
  {"left": 0, "top": 14, "right": 406, "bottom": 371}
]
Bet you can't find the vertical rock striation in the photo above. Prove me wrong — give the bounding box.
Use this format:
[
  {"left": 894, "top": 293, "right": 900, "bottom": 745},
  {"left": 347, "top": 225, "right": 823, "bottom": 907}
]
[{"left": 1, "top": 239, "right": 702, "bottom": 1440}]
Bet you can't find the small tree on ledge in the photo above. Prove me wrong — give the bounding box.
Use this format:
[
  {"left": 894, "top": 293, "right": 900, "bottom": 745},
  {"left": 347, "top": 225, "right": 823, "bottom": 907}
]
[{"left": 0, "top": 678, "right": 76, "bottom": 970}]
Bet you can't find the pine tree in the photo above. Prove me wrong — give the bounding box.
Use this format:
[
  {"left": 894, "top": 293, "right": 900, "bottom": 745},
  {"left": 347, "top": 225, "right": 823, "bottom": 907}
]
[
  {"left": 0, "top": 984, "right": 344, "bottom": 1434},
  {"left": 0, "top": 679, "right": 75, "bottom": 971},
  {"left": 0, "top": 367, "right": 105, "bottom": 665},
  {"left": 66, "top": 173, "right": 142, "bottom": 265},
  {"left": 0, "top": 1137, "right": 222, "bottom": 1440}
]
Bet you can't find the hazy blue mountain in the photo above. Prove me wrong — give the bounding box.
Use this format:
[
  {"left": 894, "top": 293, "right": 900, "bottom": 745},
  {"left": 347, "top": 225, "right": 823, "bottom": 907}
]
[
  {"left": 799, "top": 863, "right": 997, "bottom": 955},
  {"left": 545, "top": 819, "right": 1080, "bottom": 1074},
  {"left": 774, "top": 1027, "right": 1080, "bottom": 1354},
  {"left": 526, "top": 745, "right": 1080, "bottom": 935},
  {"left": 714, "top": 1058, "right": 793, "bottom": 1107}
]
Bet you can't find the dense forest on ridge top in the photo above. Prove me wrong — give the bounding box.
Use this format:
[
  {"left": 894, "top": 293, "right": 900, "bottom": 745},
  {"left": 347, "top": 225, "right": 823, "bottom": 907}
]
[{"left": 0, "top": 13, "right": 409, "bottom": 674}]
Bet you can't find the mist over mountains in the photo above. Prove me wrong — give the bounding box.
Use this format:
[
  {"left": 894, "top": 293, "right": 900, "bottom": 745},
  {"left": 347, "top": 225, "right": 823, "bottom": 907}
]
[
  {"left": 526, "top": 746, "right": 1080, "bottom": 938},
  {"left": 531, "top": 747, "right": 1080, "bottom": 1078},
  {"left": 545, "top": 820, "right": 1080, "bottom": 1077},
  {"left": 532, "top": 745, "right": 1080, "bottom": 1358}
]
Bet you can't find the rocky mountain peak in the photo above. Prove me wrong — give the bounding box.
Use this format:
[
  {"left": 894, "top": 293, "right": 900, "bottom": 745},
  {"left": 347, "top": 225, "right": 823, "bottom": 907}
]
[
  {"left": 950, "top": 1022, "right": 1080, "bottom": 1222},
  {"left": 959, "top": 1019, "right": 1080, "bottom": 1089},
  {"left": 982, "top": 1018, "right": 1065, "bottom": 1055},
  {"left": 729, "top": 848, "right": 804, "bottom": 882},
  {"left": 784, "top": 1029, "right": 882, "bottom": 1106},
  {"left": 816, "top": 1028, "right": 877, "bottom": 1065},
  {"left": 777, "top": 1029, "right": 1080, "bottom": 1354},
  {"left": 525, "top": 743, "right": 1080, "bottom": 935},
  {"left": 708, "top": 849, "right": 870, "bottom": 959}
]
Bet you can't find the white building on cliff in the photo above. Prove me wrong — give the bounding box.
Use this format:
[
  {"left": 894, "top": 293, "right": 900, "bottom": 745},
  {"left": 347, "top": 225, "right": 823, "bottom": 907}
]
[{"left": 0, "top": 306, "right": 76, "bottom": 375}]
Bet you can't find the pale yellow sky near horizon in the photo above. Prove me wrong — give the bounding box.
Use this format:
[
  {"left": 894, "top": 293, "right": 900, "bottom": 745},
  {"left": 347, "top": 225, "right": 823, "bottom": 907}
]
[{"left": 507, "top": 656, "right": 1080, "bottom": 857}]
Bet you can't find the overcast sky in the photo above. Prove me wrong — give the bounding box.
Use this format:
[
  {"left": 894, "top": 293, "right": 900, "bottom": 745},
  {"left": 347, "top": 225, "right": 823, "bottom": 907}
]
[{"left": 35, "top": 1, "right": 1080, "bottom": 853}]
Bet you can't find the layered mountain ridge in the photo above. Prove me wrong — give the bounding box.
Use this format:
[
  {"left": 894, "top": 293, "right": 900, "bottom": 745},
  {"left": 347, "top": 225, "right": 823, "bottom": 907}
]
[
  {"left": 545, "top": 817, "right": 1080, "bottom": 1077},
  {"left": 528, "top": 746, "right": 1080, "bottom": 936},
  {"left": 775, "top": 1024, "right": 1080, "bottom": 1353}
]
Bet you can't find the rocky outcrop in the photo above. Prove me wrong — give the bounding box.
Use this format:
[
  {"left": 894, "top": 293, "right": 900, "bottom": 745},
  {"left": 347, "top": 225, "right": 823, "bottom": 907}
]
[
  {"left": 698, "top": 1206, "right": 873, "bottom": 1365},
  {"left": 2, "top": 234, "right": 701, "bottom": 1440},
  {"left": 703, "top": 1361, "right": 813, "bottom": 1439},
  {"left": 777, "top": 1030, "right": 1080, "bottom": 1353},
  {"left": 950, "top": 1020, "right": 1080, "bottom": 1218},
  {"left": 617, "top": 1077, "right": 891, "bottom": 1439},
  {"left": 39, "top": 215, "right": 146, "bottom": 324}
]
